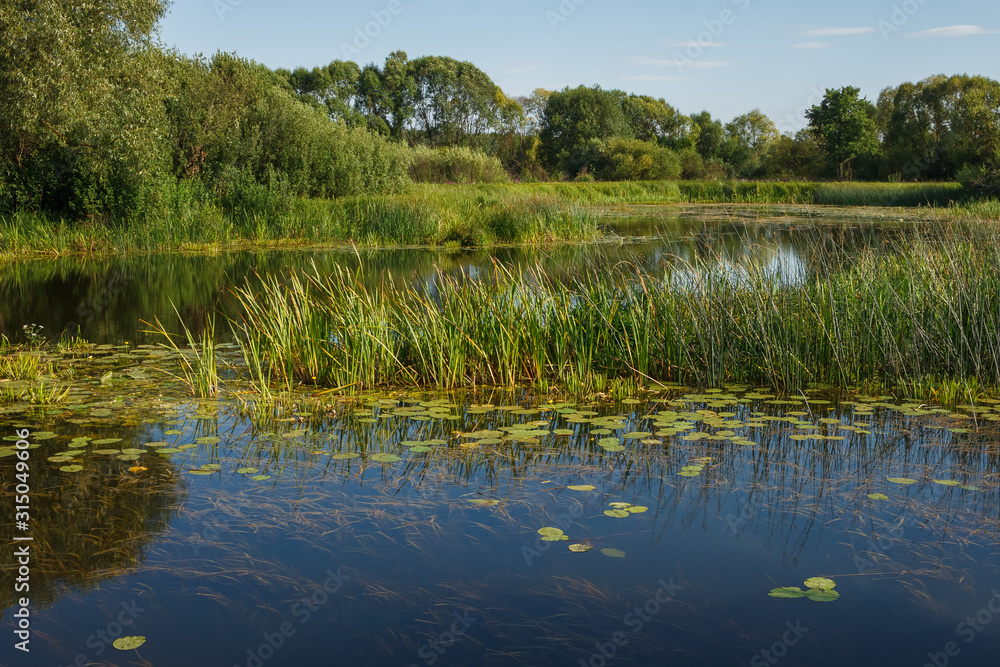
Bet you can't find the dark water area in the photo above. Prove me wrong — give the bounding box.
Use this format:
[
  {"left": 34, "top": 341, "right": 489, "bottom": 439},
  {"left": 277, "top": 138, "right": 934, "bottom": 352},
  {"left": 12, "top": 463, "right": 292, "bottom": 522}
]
[
  {"left": 2, "top": 208, "right": 997, "bottom": 666},
  {"left": 1, "top": 373, "right": 998, "bottom": 666},
  {"left": 0, "top": 209, "right": 937, "bottom": 346}
]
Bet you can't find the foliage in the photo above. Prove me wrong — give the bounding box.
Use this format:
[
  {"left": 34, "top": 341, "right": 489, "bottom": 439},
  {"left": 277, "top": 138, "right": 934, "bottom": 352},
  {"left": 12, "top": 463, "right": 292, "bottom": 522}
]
[
  {"left": 408, "top": 146, "right": 510, "bottom": 184},
  {"left": 539, "top": 85, "right": 633, "bottom": 176},
  {"left": 588, "top": 138, "right": 682, "bottom": 181},
  {"left": 807, "top": 87, "right": 880, "bottom": 180},
  {"left": 723, "top": 109, "right": 779, "bottom": 178}
]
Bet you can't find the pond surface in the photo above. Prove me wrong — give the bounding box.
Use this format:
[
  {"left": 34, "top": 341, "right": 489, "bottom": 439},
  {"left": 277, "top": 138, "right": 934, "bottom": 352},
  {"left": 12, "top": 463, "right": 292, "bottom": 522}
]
[{"left": 1, "top": 207, "right": 998, "bottom": 666}]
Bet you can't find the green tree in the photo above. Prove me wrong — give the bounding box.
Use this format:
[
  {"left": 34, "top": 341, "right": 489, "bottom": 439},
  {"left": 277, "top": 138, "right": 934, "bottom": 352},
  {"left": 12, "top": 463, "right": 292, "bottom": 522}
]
[
  {"left": 539, "top": 85, "right": 632, "bottom": 177},
  {"left": 0, "top": 0, "right": 171, "bottom": 215},
  {"left": 355, "top": 51, "right": 417, "bottom": 140},
  {"left": 807, "top": 87, "right": 880, "bottom": 180},
  {"left": 622, "top": 95, "right": 698, "bottom": 150},
  {"left": 723, "top": 109, "right": 779, "bottom": 177}
]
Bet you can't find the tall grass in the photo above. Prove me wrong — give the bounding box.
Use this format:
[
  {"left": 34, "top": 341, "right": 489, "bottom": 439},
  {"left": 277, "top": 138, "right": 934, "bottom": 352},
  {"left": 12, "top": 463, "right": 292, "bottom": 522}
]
[{"left": 230, "top": 225, "right": 1000, "bottom": 393}]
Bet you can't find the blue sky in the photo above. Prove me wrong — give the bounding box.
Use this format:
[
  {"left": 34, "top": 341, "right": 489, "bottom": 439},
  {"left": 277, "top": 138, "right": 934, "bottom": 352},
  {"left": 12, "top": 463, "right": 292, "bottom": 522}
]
[{"left": 159, "top": 0, "right": 1000, "bottom": 132}]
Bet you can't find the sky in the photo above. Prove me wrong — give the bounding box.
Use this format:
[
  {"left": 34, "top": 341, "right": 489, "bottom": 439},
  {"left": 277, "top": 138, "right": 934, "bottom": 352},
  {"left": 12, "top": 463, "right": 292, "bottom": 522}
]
[{"left": 158, "top": 0, "right": 1000, "bottom": 133}]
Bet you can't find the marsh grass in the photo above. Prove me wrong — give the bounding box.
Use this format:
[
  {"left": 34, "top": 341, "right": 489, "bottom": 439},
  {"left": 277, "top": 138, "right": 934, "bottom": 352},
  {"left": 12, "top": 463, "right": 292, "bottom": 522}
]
[
  {"left": 229, "top": 224, "right": 1000, "bottom": 394},
  {"left": 144, "top": 308, "right": 220, "bottom": 398},
  {"left": 5, "top": 181, "right": 990, "bottom": 257}
]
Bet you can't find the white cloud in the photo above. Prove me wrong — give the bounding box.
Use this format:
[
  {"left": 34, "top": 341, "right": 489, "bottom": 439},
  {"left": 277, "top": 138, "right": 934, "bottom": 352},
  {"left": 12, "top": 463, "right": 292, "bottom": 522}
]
[
  {"left": 633, "top": 56, "right": 733, "bottom": 69},
  {"left": 800, "top": 27, "right": 876, "bottom": 36},
  {"left": 791, "top": 41, "right": 833, "bottom": 49},
  {"left": 905, "top": 24, "right": 1000, "bottom": 38}
]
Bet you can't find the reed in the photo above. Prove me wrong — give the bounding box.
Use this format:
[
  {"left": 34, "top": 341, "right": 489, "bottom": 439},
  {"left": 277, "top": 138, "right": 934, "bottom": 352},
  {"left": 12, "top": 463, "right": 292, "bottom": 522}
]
[
  {"left": 144, "top": 308, "right": 221, "bottom": 398},
  {"left": 228, "top": 224, "right": 1000, "bottom": 394}
]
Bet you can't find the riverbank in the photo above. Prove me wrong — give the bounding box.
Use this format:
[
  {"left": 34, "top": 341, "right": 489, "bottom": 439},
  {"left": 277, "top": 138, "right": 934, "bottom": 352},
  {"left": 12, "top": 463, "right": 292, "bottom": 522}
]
[{"left": 1, "top": 181, "right": 994, "bottom": 258}]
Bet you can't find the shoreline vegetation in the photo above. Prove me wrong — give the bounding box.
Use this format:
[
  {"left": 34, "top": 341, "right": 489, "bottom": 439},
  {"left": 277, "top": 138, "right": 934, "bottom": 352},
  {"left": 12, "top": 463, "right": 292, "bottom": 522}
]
[
  {"left": 1, "top": 181, "right": 996, "bottom": 257},
  {"left": 3, "top": 222, "right": 997, "bottom": 403}
]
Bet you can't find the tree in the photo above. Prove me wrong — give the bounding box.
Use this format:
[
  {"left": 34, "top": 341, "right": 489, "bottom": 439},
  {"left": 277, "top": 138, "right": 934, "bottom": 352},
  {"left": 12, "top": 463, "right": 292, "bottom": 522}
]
[
  {"left": 724, "top": 109, "right": 779, "bottom": 177},
  {"left": 690, "top": 111, "right": 726, "bottom": 161},
  {"left": 539, "top": 85, "right": 632, "bottom": 176},
  {"left": 515, "top": 89, "right": 551, "bottom": 135},
  {"left": 807, "top": 87, "right": 880, "bottom": 180},
  {"left": 0, "top": 0, "right": 172, "bottom": 215},
  {"left": 622, "top": 95, "right": 697, "bottom": 150},
  {"left": 355, "top": 51, "right": 417, "bottom": 140}
]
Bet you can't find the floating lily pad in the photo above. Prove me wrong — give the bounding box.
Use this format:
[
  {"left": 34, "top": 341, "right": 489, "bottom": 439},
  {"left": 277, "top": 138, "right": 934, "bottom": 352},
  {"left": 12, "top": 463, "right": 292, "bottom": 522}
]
[
  {"left": 805, "top": 589, "right": 840, "bottom": 602},
  {"left": 567, "top": 484, "right": 596, "bottom": 491},
  {"left": 768, "top": 587, "right": 807, "bottom": 599},
  {"left": 195, "top": 436, "right": 221, "bottom": 444},
  {"left": 960, "top": 484, "right": 982, "bottom": 491},
  {"left": 933, "top": 480, "right": 962, "bottom": 487},
  {"left": 568, "top": 543, "right": 592, "bottom": 553},
  {"left": 59, "top": 464, "right": 84, "bottom": 473},
  {"left": 236, "top": 467, "right": 259, "bottom": 474},
  {"left": 91, "top": 438, "right": 122, "bottom": 445},
  {"left": 868, "top": 493, "right": 890, "bottom": 501},
  {"left": 608, "top": 502, "right": 632, "bottom": 508},
  {"left": 887, "top": 477, "right": 918, "bottom": 485},
  {"left": 251, "top": 474, "right": 272, "bottom": 481},
  {"left": 201, "top": 463, "right": 221, "bottom": 470},
  {"left": 804, "top": 577, "right": 836, "bottom": 591},
  {"left": 468, "top": 499, "right": 499, "bottom": 507},
  {"left": 626, "top": 506, "right": 648, "bottom": 514},
  {"left": 113, "top": 636, "right": 146, "bottom": 651},
  {"left": 600, "top": 548, "right": 626, "bottom": 558},
  {"left": 163, "top": 430, "right": 183, "bottom": 435},
  {"left": 370, "top": 453, "right": 401, "bottom": 463},
  {"left": 538, "top": 527, "right": 569, "bottom": 541},
  {"left": 331, "top": 453, "right": 359, "bottom": 460},
  {"left": 604, "top": 509, "right": 630, "bottom": 518},
  {"left": 189, "top": 470, "right": 213, "bottom": 475}
]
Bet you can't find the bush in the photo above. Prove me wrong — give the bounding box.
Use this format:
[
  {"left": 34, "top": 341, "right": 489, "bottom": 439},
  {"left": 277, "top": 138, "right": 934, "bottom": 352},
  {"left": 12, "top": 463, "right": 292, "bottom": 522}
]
[
  {"left": 589, "top": 138, "right": 682, "bottom": 181},
  {"left": 957, "top": 164, "right": 1000, "bottom": 198},
  {"left": 408, "top": 145, "right": 511, "bottom": 184}
]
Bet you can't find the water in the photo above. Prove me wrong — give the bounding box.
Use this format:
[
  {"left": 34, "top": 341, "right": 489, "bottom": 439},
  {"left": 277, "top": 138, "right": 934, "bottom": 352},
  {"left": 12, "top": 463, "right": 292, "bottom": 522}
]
[{"left": 1, "top": 209, "right": 998, "bottom": 666}]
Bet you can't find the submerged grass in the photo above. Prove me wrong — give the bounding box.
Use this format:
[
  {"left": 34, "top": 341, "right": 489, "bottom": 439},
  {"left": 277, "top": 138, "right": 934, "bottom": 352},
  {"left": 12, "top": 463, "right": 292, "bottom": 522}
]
[{"left": 231, "top": 224, "right": 1000, "bottom": 394}]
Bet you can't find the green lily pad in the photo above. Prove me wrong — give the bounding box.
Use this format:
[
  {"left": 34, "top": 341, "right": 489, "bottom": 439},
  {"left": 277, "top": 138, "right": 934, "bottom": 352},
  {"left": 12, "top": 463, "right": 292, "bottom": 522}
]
[
  {"left": 625, "top": 506, "right": 648, "bottom": 514},
  {"left": 468, "top": 499, "right": 499, "bottom": 507},
  {"left": 608, "top": 502, "right": 632, "bottom": 508},
  {"left": 408, "top": 446, "right": 432, "bottom": 453},
  {"left": 59, "top": 464, "right": 84, "bottom": 473},
  {"left": 677, "top": 471, "right": 700, "bottom": 477},
  {"left": 604, "top": 509, "right": 630, "bottom": 518},
  {"left": 538, "top": 527, "right": 569, "bottom": 541},
  {"left": 868, "top": 493, "right": 889, "bottom": 500},
  {"left": 195, "top": 436, "right": 221, "bottom": 444},
  {"left": 805, "top": 589, "right": 840, "bottom": 602},
  {"left": 370, "top": 453, "right": 401, "bottom": 463},
  {"left": 600, "top": 548, "right": 626, "bottom": 558},
  {"left": 804, "top": 577, "right": 836, "bottom": 591},
  {"left": 567, "top": 484, "right": 596, "bottom": 491},
  {"left": 91, "top": 438, "right": 122, "bottom": 445},
  {"left": 236, "top": 467, "right": 259, "bottom": 474},
  {"left": 251, "top": 474, "right": 272, "bottom": 481},
  {"left": 768, "top": 587, "right": 807, "bottom": 598},
  {"left": 113, "top": 636, "right": 146, "bottom": 650},
  {"left": 568, "top": 543, "right": 592, "bottom": 553},
  {"left": 933, "top": 480, "right": 962, "bottom": 486},
  {"left": 887, "top": 477, "right": 918, "bottom": 485},
  {"left": 331, "top": 453, "right": 359, "bottom": 460},
  {"left": 189, "top": 470, "right": 213, "bottom": 475}
]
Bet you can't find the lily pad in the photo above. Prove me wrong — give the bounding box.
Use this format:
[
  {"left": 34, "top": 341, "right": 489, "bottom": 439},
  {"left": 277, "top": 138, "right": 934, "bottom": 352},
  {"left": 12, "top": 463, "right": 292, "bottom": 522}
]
[
  {"left": 195, "top": 436, "right": 221, "bottom": 444},
  {"left": 236, "top": 467, "right": 259, "bottom": 474},
  {"left": 887, "top": 477, "right": 918, "bottom": 485},
  {"left": 331, "top": 453, "right": 359, "bottom": 460},
  {"left": 370, "top": 453, "right": 402, "bottom": 463},
  {"left": 768, "top": 587, "right": 807, "bottom": 598},
  {"left": 538, "top": 527, "right": 569, "bottom": 541},
  {"left": 805, "top": 589, "right": 840, "bottom": 602},
  {"left": 604, "top": 509, "right": 630, "bottom": 518},
  {"left": 468, "top": 499, "right": 499, "bottom": 507},
  {"left": 600, "top": 548, "right": 626, "bottom": 558},
  {"left": 625, "top": 505, "right": 648, "bottom": 514},
  {"left": 868, "top": 493, "right": 890, "bottom": 501},
  {"left": 568, "top": 543, "right": 592, "bottom": 553},
  {"left": 91, "top": 438, "right": 122, "bottom": 445},
  {"left": 251, "top": 474, "right": 272, "bottom": 481},
  {"left": 113, "top": 636, "right": 146, "bottom": 651},
  {"left": 933, "top": 480, "right": 962, "bottom": 487},
  {"left": 804, "top": 577, "right": 836, "bottom": 591},
  {"left": 59, "top": 464, "right": 84, "bottom": 473},
  {"left": 567, "top": 484, "right": 596, "bottom": 491}
]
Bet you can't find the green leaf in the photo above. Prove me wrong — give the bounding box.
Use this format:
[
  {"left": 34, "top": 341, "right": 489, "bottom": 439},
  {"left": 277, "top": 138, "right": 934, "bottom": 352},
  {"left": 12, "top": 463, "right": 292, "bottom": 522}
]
[
  {"left": 768, "top": 587, "right": 807, "bottom": 598},
  {"left": 804, "top": 577, "right": 836, "bottom": 591},
  {"left": 600, "top": 548, "right": 626, "bottom": 558},
  {"left": 113, "top": 636, "right": 146, "bottom": 650},
  {"left": 805, "top": 588, "right": 840, "bottom": 602},
  {"left": 604, "top": 509, "right": 630, "bottom": 518},
  {"left": 567, "top": 484, "right": 596, "bottom": 491},
  {"left": 868, "top": 493, "right": 889, "bottom": 501}
]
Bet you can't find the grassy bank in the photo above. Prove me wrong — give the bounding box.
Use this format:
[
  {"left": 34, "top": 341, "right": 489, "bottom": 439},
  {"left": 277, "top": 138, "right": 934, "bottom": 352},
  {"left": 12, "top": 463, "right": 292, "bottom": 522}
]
[
  {"left": 230, "top": 224, "right": 1000, "bottom": 398},
  {"left": 1, "top": 180, "right": 993, "bottom": 257}
]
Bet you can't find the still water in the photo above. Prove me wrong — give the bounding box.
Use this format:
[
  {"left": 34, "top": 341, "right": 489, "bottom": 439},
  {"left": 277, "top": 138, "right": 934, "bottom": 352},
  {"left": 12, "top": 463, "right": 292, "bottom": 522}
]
[{"left": 1, "top": 208, "right": 998, "bottom": 666}]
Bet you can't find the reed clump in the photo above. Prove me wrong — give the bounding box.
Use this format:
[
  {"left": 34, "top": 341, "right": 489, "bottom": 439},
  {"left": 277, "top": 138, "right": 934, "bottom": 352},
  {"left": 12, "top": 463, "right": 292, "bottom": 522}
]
[{"left": 230, "top": 225, "right": 1000, "bottom": 393}]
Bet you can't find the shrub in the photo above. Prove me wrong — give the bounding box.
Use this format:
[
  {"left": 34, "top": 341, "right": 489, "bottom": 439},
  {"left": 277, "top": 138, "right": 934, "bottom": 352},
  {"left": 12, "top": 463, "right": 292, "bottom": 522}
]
[
  {"left": 589, "top": 138, "right": 682, "bottom": 181},
  {"left": 407, "top": 145, "right": 511, "bottom": 184}
]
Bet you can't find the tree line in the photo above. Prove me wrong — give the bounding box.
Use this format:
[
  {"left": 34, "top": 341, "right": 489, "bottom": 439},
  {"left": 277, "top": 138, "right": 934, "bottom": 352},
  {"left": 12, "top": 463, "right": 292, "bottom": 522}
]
[{"left": 2, "top": 0, "right": 998, "bottom": 222}]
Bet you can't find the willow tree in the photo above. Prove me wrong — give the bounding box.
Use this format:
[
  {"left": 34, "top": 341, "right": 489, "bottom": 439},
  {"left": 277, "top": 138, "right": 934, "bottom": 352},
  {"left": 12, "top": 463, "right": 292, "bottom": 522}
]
[{"left": 0, "top": 0, "right": 171, "bottom": 215}]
